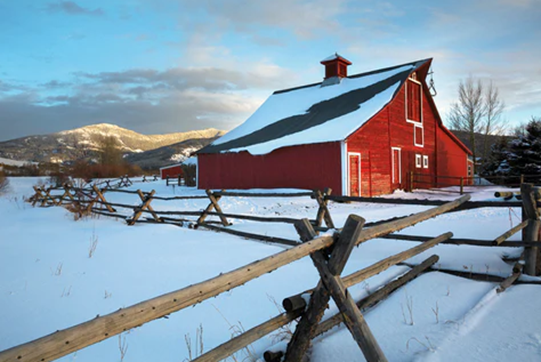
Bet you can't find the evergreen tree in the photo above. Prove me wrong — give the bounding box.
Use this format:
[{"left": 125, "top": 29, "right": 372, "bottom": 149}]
[
  {"left": 507, "top": 118, "right": 541, "bottom": 183},
  {"left": 480, "top": 136, "right": 510, "bottom": 184}
]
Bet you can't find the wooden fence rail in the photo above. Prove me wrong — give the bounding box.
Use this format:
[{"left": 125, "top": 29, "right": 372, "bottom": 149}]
[{"left": 1, "top": 195, "right": 470, "bottom": 362}]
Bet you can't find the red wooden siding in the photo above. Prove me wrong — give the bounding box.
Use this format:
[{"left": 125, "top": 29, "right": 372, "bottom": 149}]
[
  {"left": 198, "top": 142, "right": 343, "bottom": 193},
  {"left": 346, "top": 73, "right": 441, "bottom": 196},
  {"left": 436, "top": 128, "right": 469, "bottom": 186},
  {"left": 346, "top": 104, "right": 393, "bottom": 196},
  {"left": 348, "top": 153, "right": 360, "bottom": 196},
  {"left": 161, "top": 165, "right": 183, "bottom": 179}
]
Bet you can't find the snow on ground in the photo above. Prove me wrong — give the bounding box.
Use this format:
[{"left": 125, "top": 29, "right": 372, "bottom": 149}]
[{"left": 1, "top": 178, "right": 540, "bottom": 361}]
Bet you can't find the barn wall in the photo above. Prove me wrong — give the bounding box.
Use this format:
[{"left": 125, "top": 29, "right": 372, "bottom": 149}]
[
  {"left": 347, "top": 80, "right": 440, "bottom": 195},
  {"left": 198, "top": 142, "right": 342, "bottom": 193},
  {"left": 436, "top": 128, "right": 469, "bottom": 186},
  {"left": 160, "top": 166, "right": 183, "bottom": 179},
  {"left": 346, "top": 105, "right": 392, "bottom": 196}
]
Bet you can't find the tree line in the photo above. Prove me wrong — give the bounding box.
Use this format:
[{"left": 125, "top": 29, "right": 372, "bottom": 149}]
[{"left": 447, "top": 76, "right": 540, "bottom": 184}]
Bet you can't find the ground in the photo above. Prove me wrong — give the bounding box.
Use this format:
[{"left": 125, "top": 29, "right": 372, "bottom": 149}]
[{"left": 1, "top": 178, "right": 540, "bottom": 362}]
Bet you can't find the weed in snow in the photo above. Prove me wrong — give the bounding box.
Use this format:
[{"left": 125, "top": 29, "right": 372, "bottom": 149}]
[
  {"left": 88, "top": 227, "right": 98, "bottom": 258},
  {"left": 268, "top": 294, "right": 294, "bottom": 343},
  {"left": 431, "top": 301, "right": 439, "bottom": 324},
  {"left": 405, "top": 336, "right": 436, "bottom": 353},
  {"left": 118, "top": 333, "right": 128, "bottom": 362},
  {"left": 51, "top": 262, "right": 63, "bottom": 276},
  {"left": 401, "top": 290, "right": 414, "bottom": 326},
  {"left": 61, "top": 285, "right": 72, "bottom": 298},
  {"left": 183, "top": 324, "right": 204, "bottom": 361},
  {"left": 211, "top": 304, "right": 258, "bottom": 361}
]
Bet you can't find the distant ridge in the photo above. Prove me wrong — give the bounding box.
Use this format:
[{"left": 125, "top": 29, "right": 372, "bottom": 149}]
[{"left": 0, "top": 123, "right": 225, "bottom": 165}]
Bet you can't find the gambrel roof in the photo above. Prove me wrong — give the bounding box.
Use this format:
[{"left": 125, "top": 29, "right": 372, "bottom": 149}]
[{"left": 198, "top": 59, "right": 431, "bottom": 155}]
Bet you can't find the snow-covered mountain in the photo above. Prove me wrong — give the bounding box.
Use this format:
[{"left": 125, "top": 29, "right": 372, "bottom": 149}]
[
  {"left": 124, "top": 137, "right": 220, "bottom": 169},
  {"left": 0, "top": 123, "right": 225, "bottom": 165}
]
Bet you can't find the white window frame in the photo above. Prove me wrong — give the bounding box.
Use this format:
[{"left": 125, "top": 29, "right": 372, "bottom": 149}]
[
  {"left": 423, "top": 155, "right": 429, "bottom": 169},
  {"left": 347, "top": 152, "right": 361, "bottom": 196},
  {"left": 414, "top": 124, "right": 424, "bottom": 148},
  {"left": 391, "top": 147, "right": 402, "bottom": 183},
  {"left": 415, "top": 154, "right": 422, "bottom": 168},
  {"left": 406, "top": 78, "right": 424, "bottom": 148},
  {"left": 405, "top": 78, "right": 423, "bottom": 125}
]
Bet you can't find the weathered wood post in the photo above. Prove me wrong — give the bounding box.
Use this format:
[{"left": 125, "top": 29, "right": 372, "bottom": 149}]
[
  {"left": 166, "top": 177, "right": 169, "bottom": 186},
  {"left": 520, "top": 174, "right": 524, "bottom": 185},
  {"left": 178, "top": 174, "right": 181, "bottom": 186},
  {"left": 409, "top": 171, "right": 414, "bottom": 192},
  {"left": 460, "top": 177, "right": 464, "bottom": 195},
  {"left": 128, "top": 190, "right": 161, "bottom": 225},
  {"left": 285, "top": 216, "right": 387, "bottom": 362},
  {"left": 314, "top": 188, "right": 335, "bottom": 229},
  {"left": 521, "top": 183, "right": 540, "bottom": 275},
  {"left": 197, "top": 190, "right": 230, "bottom": 226}
]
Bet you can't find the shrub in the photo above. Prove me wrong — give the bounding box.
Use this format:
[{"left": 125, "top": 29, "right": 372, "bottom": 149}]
[
  {"left": 181, "top": 164, "right": 197, "bottom": 186},
  {"left": 0, "top": 170, "right": 9, "bottom": 194},
  {"left": 49, "top": 172, "right": 70, "bottom": 187}
]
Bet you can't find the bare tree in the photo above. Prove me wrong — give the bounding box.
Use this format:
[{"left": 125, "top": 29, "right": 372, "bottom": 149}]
[
  {"left": 448, "top": 77, "right": 485, "bottom": 169},
  {"left": 483, "top": 81, "right": 505, "bottom": 159}
]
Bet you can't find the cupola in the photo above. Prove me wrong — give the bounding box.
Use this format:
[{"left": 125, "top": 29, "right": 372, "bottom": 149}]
[{"left": 320, "top": 53, "right": 352, "bottom": 80}]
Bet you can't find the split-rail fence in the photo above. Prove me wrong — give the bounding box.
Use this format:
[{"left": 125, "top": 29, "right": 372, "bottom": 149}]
[{"left": 1, "top": 182, "right": 540, "bottom": 362}]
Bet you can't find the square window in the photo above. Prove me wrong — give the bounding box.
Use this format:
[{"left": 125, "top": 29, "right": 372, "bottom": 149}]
[
  {"left": 415, "top": 154, "right": 422, "bottom": 168},
  {"left": 423, "top": 155, "right": 429, "bottom": 169}
]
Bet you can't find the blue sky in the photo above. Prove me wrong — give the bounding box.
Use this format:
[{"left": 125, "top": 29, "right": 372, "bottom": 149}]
[{"left": 0, "top": 0, "right": 540, "bottom": 141}]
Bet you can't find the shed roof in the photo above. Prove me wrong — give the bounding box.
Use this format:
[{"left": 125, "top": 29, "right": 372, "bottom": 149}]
[{"left": 198, "top": 59, "right": 431, "bottom": 155}]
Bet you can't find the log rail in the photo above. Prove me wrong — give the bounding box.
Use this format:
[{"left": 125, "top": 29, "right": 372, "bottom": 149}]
[{"left": 0, "top": 196, "right": 470, "bottom": 362}]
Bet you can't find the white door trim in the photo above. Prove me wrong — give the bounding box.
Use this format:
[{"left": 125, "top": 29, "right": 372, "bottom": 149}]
[
  {"left": 347, "top": 152, "right": 361, "bottom": 196},
  {"left": 391, "top": 147, "right": 402, "bottom": 184},
  {"left": 341, "top": 141, "right": 348, "bottom": 196}
]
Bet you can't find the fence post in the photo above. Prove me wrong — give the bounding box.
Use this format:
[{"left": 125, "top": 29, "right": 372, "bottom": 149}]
[
  {"left": 178, "top": 174, "right": 181, "bottom": 186},
  {"left": 409, "top": 171, "right": 414, "bottom": 192},
  {"left": 166, "top": 177, "right": 169, "bottom": 186},
  {"left": 520, "top": 174, "right": 524, "bottom": 185},
  {"left": 521, "top": 183, "right": 540, "bottom": 276},
  {"left": 460, "top": 177, "right": 464, "bottom": 195}
]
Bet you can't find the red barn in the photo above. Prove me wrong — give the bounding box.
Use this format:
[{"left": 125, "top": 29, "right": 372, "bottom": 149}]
[
  {"left": 160, "top": 164, "right": 183, "bottom": 180},
  {"left": 197, "top": 56, "right": 472, "bottom": 196}
]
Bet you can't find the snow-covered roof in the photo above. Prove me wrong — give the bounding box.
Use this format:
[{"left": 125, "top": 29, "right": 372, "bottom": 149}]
[
  {"left": 320, "top": 53, "right": 351, "bottom": 64},
  {"left": 198, "top": 59, "right": 430, "bottom": 156}
]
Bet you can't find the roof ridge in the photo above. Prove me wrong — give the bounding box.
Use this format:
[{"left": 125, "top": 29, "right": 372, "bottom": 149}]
[{"left": 274, "top": 58, "right": 431, "bottom": 95}]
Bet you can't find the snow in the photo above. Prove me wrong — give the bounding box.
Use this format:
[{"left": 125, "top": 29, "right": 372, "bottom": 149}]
[
  {"left": 1, "top": 178, "right": 540, "bottom": 362},
  {"left": 183, "top": 156, "right": 197, "bottom": 166},
  {"left": 170, "top": 146, "right": 199, "bottom": 163},
  {"left": 211, "top": 64, "right": 418, "bottom": 155},
  {"left": 320, "top": 53, "right": 348, "bottom": 62},
  {"left": 0, "top": 157, "right": 37, "bottom": 166}
]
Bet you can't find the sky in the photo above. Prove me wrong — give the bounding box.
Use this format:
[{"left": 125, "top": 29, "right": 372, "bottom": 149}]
[{"left": 0, "top": 0, "right": 540, "bottom": 142}]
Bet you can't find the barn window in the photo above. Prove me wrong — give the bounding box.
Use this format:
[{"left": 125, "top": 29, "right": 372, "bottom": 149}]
[
  {"left": 406, "top": 79, "right": 422, "bottom": 123},
  {"left": 415, "top": 154, "right": 422, "bottom": 168},
  {"left": 423, "top": 155, "right": 429, "bottom": 169}
]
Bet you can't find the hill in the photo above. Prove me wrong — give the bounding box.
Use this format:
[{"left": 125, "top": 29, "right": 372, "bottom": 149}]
[{"left": 0, "top": 123, "right": 225, "bottom": 165}]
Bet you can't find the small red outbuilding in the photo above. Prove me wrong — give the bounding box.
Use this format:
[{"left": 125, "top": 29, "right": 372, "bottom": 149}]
[
  {"left": 160, "top": 164, "right": 183, "bottom": 180},
  {"left": 196, "top": 56, "right": 472, "bottom": 196}
]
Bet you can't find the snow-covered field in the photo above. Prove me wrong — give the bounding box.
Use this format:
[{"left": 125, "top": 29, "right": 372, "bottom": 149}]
[{"left": 1, "top": 178, "right": 540, "bottom": 361}]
